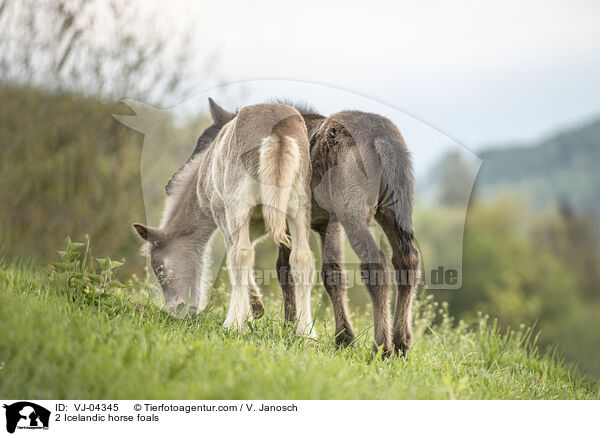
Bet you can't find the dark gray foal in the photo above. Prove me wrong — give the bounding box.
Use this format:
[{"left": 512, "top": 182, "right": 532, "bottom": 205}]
[{"left": 276, "top": 106, "right": 421, "bottom": 356}]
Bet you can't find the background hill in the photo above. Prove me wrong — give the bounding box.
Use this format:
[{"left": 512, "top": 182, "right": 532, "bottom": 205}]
[{"left": 475, "top": 118, "right": 600, "bottom": 212}]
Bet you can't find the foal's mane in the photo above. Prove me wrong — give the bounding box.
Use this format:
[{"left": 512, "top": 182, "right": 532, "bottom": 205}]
[
  {"left": 272, "top": 99, "right": 321, "bottom": 116},
  {"left": 160, "top": 150, "right": 203, "bottom": 227}
]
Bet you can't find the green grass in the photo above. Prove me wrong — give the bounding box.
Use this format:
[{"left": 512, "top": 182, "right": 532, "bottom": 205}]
[{"left": 0, "top": 258, "right": 598, "bottom": 400}]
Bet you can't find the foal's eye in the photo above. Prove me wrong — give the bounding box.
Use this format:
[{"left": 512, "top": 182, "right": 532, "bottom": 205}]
[{"left": 156, "top": 265, "right": 164, "bottom": 276}]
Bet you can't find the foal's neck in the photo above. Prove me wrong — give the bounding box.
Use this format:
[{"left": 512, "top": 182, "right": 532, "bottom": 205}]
[{"left": 161, "top": 160, "right": 213, "bottom": 235}]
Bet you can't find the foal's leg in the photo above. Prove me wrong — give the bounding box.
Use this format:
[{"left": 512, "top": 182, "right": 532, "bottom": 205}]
[
  {"left": 223, "top": 213, "right": 255, "bottom": 330},
  {"left": 340, "top": 216, "right": 392, "bottom": 355},
  {"left": 276, "top": 244, "right": 297, "bottom": 325},
  {"left": 196, "top": 230, "right": 217, "bottom": 312},
  {"left": 376, "top": 210, "right": 421, "bottom": 356},
  {"left": 317, "top": 220, "right": 355, "bottom": 347},
  {"left": 287, "top": 189, "right": 316, "bottom": 338},
  {"left": 249, "top": 270, "right": 264, "bottom": 319}
]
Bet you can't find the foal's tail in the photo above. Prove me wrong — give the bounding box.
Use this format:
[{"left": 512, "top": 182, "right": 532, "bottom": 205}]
[
  {"left": 259, "top": 134, "right": 301, "bottom": 247},
  {"left": 374, "top": 135, "right": 421, "bottom": 286},
  {"left": 374, "top": 136, "right": 415, "bottom": 236}
]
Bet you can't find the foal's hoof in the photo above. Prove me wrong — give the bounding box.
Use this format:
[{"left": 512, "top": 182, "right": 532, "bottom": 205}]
[
  {"left": 393, "top": 332, "right": 412, "bottom": 358},
  {"left": 395, "top": 342, "right": 409, "bottom": 358},
  {"left": 334, "top": 329, "right": 356, "bottom": 348},
  {"left": 372, "top": 343, "right": 393, "bottom": 359},
  {"left": 250, "top": 296, "right": 265, "bottom": 319}
]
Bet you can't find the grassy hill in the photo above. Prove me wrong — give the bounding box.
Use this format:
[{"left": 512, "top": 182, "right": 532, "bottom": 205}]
[{"left": 0, "top": 242, "right": 597, "bottom": 400}]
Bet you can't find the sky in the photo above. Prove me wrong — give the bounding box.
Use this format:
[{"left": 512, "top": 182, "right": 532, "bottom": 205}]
[{"left": 137, "top": 0, "right": 600, "bottom": 173}]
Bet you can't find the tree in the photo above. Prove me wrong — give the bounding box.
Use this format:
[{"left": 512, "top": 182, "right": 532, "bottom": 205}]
[
  {"left": 432, "top": 150, "right": 477, "bottom": 207},
  {"left": 0, "top": 0, "right": 219, "bottom": 104}
]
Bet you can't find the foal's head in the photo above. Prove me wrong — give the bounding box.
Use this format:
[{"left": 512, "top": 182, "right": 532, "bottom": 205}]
[
  {"left": 132, "top": 223, "right": 204, "bottom": 316},
  {"left": 134, "top": 98, "right": 236, "bottom": 314}
]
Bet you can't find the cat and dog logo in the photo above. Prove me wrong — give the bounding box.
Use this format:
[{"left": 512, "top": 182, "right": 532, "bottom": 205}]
[{"left": 2, "top": 402, "right": 50, "bottom": 433}]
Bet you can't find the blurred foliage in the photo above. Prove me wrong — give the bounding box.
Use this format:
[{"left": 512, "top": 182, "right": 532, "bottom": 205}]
[
  {"left": 0, "top": 84, "right": 208, "bottom": 275},
  {"left": 423, "top": 137, "right": 600, "bottom": 378},
  {"left": 0, "top": 85, "right": 145, "bottom": 273},
  {"left": 426, "top": 196, "right": 600, "bottom": 378}
]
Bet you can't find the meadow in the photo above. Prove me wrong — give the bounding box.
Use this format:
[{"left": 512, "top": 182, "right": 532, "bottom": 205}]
[{"left": 0, "top": 238, "right": 597, "bottom": 400}]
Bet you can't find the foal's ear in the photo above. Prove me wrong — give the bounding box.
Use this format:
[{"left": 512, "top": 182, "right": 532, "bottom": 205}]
[
  {"left": 208, "top": 97, "right": 234, "bottom": 126},
  {"left": 132, "top": 223, "right": 164, "bottom": 246}
]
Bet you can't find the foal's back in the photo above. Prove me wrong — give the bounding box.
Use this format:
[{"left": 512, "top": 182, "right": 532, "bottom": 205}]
[
  {"left": 309, "top": 110, "right": 412, "bottom": 228},
  {"left": 215, "top": 103, "right": 309, "bottom": 181}
]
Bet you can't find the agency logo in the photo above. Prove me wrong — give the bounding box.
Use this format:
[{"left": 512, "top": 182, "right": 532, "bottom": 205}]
[{"left": 3, "top": 402, "right": 50, "bottom": 434}]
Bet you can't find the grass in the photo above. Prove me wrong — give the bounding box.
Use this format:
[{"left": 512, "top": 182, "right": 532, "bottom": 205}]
[{"left": 0, "top": 240, "right": 598, "bottom": 399}]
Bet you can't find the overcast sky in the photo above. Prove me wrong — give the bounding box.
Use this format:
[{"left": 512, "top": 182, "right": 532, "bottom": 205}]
[{"left": 141, "top": 0, "right": 600, "bottom": 173}]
